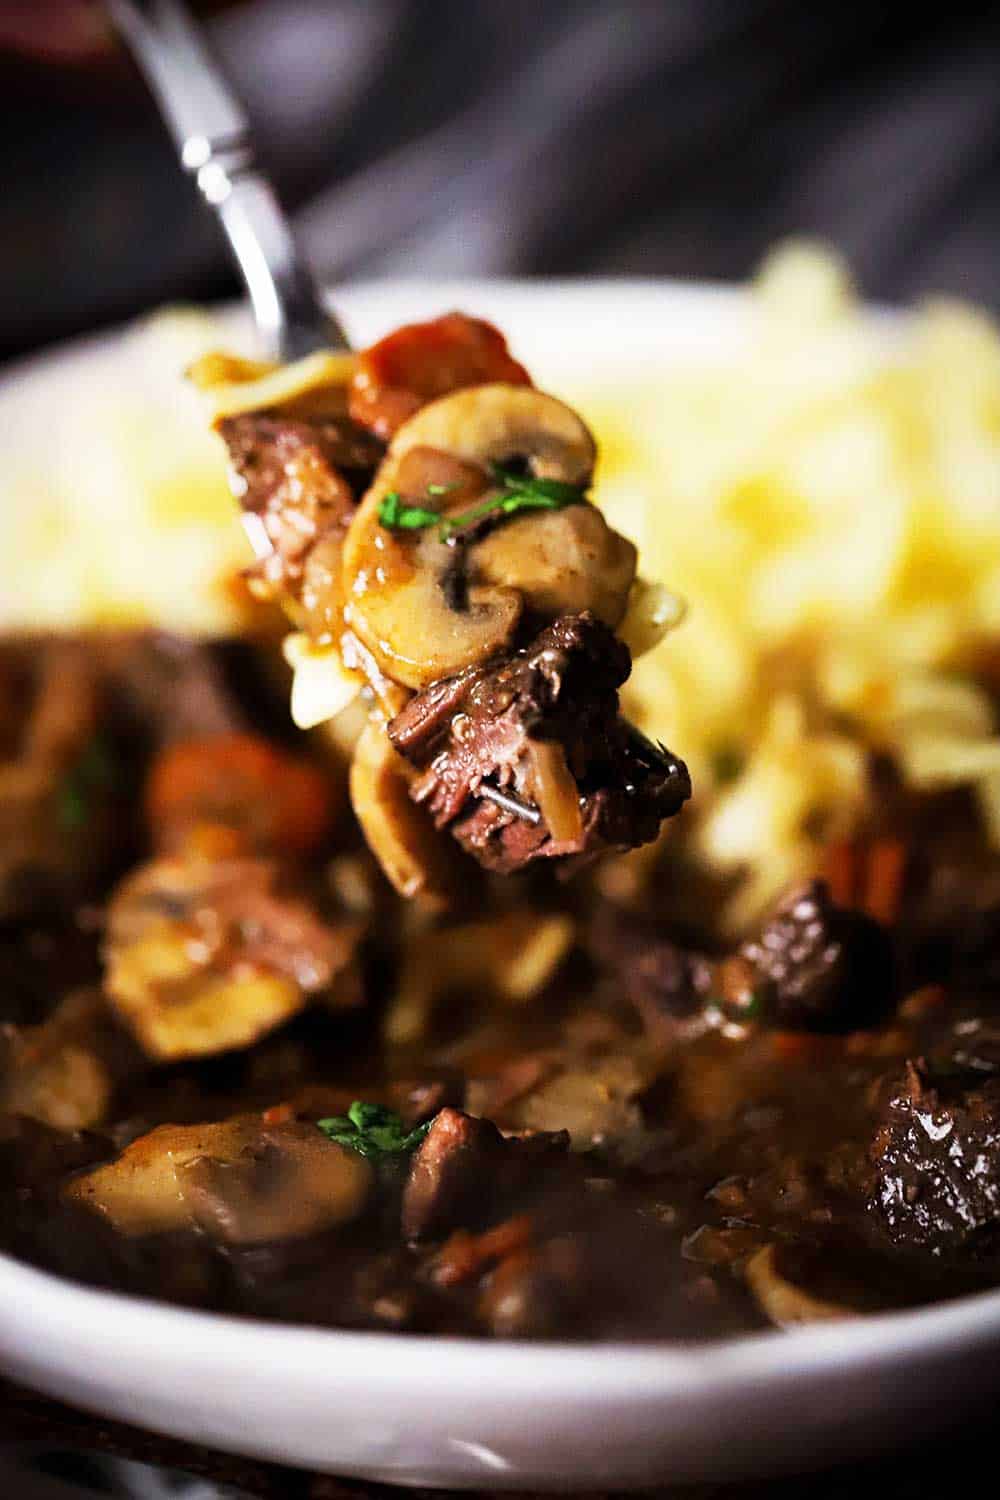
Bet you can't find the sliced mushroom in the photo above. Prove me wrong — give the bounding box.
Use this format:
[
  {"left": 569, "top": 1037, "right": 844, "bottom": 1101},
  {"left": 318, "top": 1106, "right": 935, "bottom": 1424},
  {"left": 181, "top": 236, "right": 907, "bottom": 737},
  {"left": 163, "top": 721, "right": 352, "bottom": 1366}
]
[
  {"left": 744, "top": 1244, "right": 858, "bottom": 1327},
  {"left": 349, "top": 719, "right": 459, "bottom": 908},
  {"left": 342, "top": 514, "right": 522, "bottom": 693},
  {"left": 104, "top": 855, "right": 362, "bottom": 1061},
  {"left": 502, "top": 1049, "right": 653, "bottom": 1151},
  {"left": 474, "top": 504, "right": 636, "bottom": 630},
  {"left": 177, "top": 1121, "right": 372, "bottom": 1244},
  {"left": 385, "top": 384, "right": 595, "bottom": 482},
  {"left": 66, "top": 1116, "right": 373, "bottom": 1242},
  {"left": 341, "top": 385, "right": 599, "bottom": 690}
]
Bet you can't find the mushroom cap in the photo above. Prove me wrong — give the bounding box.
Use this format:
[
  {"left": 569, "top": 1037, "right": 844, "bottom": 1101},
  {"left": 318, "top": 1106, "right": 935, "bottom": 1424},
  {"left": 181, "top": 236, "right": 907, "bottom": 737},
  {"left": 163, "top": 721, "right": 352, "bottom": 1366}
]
[
  {"left": 341, "top": 385, "right": 600, "bottom": 690},
  {"left": 66, "top": 1116, "right": 373, "bottom": 1241},
  {"left": 383, "top": 383, "right": 596, "bottom": 482},
  {"left": 474, "top": 504, "right": 636, "bottom": 630}
]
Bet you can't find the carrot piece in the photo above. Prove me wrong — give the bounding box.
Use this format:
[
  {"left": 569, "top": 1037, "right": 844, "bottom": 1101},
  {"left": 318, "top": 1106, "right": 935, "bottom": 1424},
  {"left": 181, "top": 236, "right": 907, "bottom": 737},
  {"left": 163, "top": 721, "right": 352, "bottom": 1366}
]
[
  {"left": 349, "top": 313, "right": 532, "bottom": 440},
  {"left": 261, "top": 1102, "right": 296, "bottom": 1125},
  {"left": 771, "top": 1031, "right": 840, "bottom": 1065},
  {"left": 821, "top": 839, "right": 859, "bottom": 908},
  {"left": 430, "top": 1214, "right": 535, "bottom": 1288},
  {"left": 897, "top": 984, "right": 948, "bottom": 1022},
  {"left": 862, "top": 837, "right": 907, "bottom": 927},
  {"left": 146, "top": 734, "right": 334, "bottom": 858},
  {"left": 181, "top": 822, "right": 248, "bottom": 861}
]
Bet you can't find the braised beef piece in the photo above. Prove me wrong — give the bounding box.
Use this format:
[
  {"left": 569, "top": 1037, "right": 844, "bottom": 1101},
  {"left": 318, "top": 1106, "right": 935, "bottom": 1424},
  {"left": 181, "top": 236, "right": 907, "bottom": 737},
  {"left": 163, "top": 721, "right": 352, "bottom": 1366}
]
[
  {"left": 102, "top": 635, "right": 249, "bottom": 746},
  {"left": 477, "top": 1235, "right": 587, "bottom": 1339},
  {"left": 899, "top": 842, "right": 1000, "bottom": 993},
  {"left": 0, "top": 922, "right": 101, "bottom": 1027},
  {"left": 870, "top": 1056, "right": 1000, "bottom": 1257},
  {"left": 589, "top": 905, "right": 712, "bottom": 1036},
  {"left": 730, "top": 879, "right": 896, "bottom": 1032},
  {"left": 388, "top": 613, "right": 690, "bottom": 875},
  {"left": 0, "top": 636, "right": 304, "bottom": 926},
  {"left": 218, "top": 411, "right": 383, "bottom": 604},
  {"left": 401, "top": 1107, "right": 569, "bottom": 1240},
  {"left": 0, "top": 640, "right": 120, "bottom": 922},
  {"left": 0, "top": 1114, "right": 106, "bottom": 1189}
]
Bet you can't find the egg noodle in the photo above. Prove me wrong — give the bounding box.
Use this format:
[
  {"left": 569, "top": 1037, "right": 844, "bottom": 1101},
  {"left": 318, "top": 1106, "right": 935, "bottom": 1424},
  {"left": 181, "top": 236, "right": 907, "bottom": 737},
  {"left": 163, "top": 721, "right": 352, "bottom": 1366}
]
[{"left": 590, "top": 245, "right": 1000, "bottom": 927}]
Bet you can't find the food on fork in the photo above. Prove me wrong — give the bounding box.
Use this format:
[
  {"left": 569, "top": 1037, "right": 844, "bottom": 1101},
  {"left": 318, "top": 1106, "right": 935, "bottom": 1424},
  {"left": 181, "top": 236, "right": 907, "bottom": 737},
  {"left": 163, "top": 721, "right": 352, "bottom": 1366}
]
[{"left": 196, "top": 312, "right": 689, "bottom": 898}]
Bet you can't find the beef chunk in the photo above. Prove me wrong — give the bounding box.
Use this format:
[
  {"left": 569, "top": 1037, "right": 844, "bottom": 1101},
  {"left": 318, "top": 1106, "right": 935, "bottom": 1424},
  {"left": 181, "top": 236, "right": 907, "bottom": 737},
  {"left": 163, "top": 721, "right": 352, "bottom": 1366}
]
[
  {"left": 0, "top": 1114, "right": 107, "bottom": 1189},
  {"left": 219, "top": 411, "right": 382, "bottom": 606},
  {"left": 477, "top": 1237, "right": 586, "bottom": 1338},
  {"left": 589, "top": 905, "right": 712, "bottom": 1036},
  {"left": 101, "top": 635, "right": 248, "bottom": 746},
  {"left": 402, "top": 1110, "right": 501, "bottom": 1240},
  {"left": 870, "top": 1057, "right": 1000, "bottom": 1256},
  {"left": 0, "top": 640, "right": 118, "bottom": 921},
  {"left": 388, "top": 613, "right": 690, "bottom": 874},
  {"left": 734, "top": 880, "right": 895, "bottom": 1032},
  {"left": 401, "top": 1107, "right": 568, "bottom": 1240},
  {"left": 898, "top": 842, "right": 1000, "bottom": 992}
]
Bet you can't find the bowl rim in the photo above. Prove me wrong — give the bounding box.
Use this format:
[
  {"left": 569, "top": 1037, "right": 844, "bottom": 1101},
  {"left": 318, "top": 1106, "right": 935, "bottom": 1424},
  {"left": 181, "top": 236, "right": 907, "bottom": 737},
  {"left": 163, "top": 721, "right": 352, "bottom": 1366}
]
[{"left": 4, "top": 1243, "right": 1000, "bottom": 1388}]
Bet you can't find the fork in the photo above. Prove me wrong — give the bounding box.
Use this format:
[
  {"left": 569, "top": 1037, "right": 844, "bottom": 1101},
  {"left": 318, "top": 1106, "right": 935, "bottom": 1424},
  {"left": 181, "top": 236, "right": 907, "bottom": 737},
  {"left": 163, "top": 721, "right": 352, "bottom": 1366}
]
[{"left": 107, "top": 0, "right": 350, "bottom": 361}]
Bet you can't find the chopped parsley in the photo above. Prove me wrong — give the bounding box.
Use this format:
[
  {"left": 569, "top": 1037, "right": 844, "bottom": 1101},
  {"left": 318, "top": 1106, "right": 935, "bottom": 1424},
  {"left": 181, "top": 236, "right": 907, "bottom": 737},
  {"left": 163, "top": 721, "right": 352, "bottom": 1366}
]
[
  {"left": 710, "top": 988, "right": 766, "bottom": 1023},
  {"left": 317, "top": 1101, "right": 432, "bottom": 1160},
  {"left": 57, "top": 737, "right": 114, "bottom": 833},
  {"left": 378, "top": 465, "right": 587, "bottom": 541},
  {"left": 377, "top": 491, "right": 442, "bottom": 531},
  {"left": 737, "top": 989, "right": 765, "bottom": 1020}
]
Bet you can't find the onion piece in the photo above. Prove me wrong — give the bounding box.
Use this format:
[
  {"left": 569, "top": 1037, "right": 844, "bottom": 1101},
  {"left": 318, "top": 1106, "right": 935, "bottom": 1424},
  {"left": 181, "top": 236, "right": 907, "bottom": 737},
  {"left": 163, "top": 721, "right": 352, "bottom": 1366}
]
[
  {"left": 618, "top": 576, "right": 687, "bottom": 659},
  {"left": 282, "top": 632, "right": 360, "bottom": 730},
  {"left": 527, "top": 740, "right": 583, "bottom": 844},
  {"left": 744, "top": 1244, "right": 857, "bottom": 1327},
  {"left": 350, "top": 720, "right": 457, "bottom": 909}
]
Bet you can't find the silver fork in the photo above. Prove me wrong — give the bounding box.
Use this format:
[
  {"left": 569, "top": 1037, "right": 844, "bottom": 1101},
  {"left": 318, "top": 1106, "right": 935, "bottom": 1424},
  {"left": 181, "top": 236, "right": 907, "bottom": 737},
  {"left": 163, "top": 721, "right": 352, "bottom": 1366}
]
[{"left": 108, "top": 0, "right": 350, "bottom": 360}]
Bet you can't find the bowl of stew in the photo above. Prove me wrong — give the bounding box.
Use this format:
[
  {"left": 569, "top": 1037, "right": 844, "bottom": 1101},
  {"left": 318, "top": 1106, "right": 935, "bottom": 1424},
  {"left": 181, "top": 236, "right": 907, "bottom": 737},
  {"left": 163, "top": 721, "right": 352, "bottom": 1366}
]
[{"left": 3, "top": 256, "right": 1000, "bottom": 1486}]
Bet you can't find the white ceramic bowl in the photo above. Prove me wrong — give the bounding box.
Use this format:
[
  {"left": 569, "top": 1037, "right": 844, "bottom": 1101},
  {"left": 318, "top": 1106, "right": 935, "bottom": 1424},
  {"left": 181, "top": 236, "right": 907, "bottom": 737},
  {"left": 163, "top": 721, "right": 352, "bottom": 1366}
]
[
  {"left": 1, "top": 1251, "right": 999, "bottom": 1488},
  {"left": 2, "top": 280, "right": 999, "bottom": 1488}
]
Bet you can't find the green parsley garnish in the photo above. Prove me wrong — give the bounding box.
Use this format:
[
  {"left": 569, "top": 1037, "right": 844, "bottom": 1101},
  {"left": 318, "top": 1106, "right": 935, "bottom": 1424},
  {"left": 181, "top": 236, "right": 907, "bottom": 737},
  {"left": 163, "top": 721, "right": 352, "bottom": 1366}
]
[
  {"left": 709, "top": 988, "right": 766, "bottom": 1022},
  {"left": 57, "top": 737, "right": 114, "bottom": 833},
  {"left": 316, "top": 1101, "right": 432, "bottom": 1160},
  {"left": 377, "top": 491, "right": 442, "bottom": 531},
  {"left": 739, "top": 990, "right": 765, "bottom": 1020},
  {"left": 377, "top": 465, "right": 587, "bottom": 540}
]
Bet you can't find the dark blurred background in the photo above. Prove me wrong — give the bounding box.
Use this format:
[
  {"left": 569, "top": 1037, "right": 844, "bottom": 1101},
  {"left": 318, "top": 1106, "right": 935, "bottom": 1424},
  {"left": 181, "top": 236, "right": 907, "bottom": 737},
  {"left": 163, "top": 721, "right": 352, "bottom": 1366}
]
[{"left": 2, "top": 0, "right": 999, "bottom": 363}]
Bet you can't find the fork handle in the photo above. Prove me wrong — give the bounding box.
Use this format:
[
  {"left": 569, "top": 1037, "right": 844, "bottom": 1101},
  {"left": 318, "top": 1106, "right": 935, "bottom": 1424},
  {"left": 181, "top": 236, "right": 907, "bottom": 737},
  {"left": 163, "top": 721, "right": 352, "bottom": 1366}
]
[{"left": 108, "top": 0, "right": 350, "bottom": 358}]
